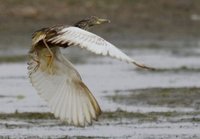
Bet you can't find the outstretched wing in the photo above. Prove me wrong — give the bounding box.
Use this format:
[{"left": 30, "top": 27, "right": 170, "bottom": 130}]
[
  {"left": 28, "top": 47, "right": 101, "bottom": 126},
  {"left": 47, "top": 27, "right": 154, "bottom": 70}
]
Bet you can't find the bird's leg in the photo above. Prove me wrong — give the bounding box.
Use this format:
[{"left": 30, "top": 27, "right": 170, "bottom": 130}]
[{"left": 43, "top": 39, "right": 54, "bottom": 73}]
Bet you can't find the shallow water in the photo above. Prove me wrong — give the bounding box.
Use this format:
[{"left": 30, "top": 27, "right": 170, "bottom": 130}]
[{"left": 0, "top": 41, "right": 200, "bottom": 138}]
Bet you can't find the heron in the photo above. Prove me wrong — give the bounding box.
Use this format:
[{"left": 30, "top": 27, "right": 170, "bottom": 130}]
[{"left": 28, "top": 16, "right": 154, "bottom": 127}]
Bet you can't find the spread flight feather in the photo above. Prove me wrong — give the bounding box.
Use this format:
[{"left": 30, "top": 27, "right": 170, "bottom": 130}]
[{"left": 47, "top": 27, "right": 154, "bottom": 70}]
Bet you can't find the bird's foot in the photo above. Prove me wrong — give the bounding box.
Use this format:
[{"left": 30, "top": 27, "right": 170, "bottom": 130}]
[
  {"left": 27, "top": 56, "right": 40, "bottom": 75},
  {"left": 33, "top": 59, "right": 40, "bottom": 73}
]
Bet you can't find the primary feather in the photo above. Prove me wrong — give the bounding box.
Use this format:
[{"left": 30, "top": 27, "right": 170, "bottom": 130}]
[{"left": 47, "top": 27, "right": 154, "bottom": 69}]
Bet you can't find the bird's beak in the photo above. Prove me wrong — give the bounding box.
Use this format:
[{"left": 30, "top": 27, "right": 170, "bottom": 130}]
[{"left": 97, "top": 18, "right": 111, "bottom": 24}]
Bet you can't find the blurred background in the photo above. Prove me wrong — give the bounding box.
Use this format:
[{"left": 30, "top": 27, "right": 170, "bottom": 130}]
[
  {"left": 0, "top": 0, "right": 200, "bottom": 138},
  {"left": 1, "top": 0, "right": 200, "bottom": 58}
]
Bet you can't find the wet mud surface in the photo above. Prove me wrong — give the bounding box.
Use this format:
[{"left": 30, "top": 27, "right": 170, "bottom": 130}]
[{"left": 0, "top": 42, "right": 200, "bottom": 138}]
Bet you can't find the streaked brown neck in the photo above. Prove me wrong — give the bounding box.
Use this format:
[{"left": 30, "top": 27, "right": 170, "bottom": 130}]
[{"left": 74, "top": 20, "right": 91, "bottom": 30}]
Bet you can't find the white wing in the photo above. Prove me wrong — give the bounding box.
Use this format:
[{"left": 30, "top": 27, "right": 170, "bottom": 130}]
[
  {"left": 48, "top": 27, "right": 154, "bottom": 70},
  {"left": 28, "top": 47, "right": 101, "bottom": 126}
]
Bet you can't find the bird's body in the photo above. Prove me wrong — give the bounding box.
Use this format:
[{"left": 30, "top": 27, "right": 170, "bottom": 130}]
[{"left": 28, "top": 16, "right": 154, "bottom": 127}]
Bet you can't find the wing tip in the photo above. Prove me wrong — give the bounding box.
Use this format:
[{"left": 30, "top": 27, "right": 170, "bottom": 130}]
[{"left": 132, "top": 61, "right": 156, "bottom": 70}]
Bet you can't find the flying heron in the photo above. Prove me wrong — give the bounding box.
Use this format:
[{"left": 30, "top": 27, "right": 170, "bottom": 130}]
[{"left": 28, "top": 16, "right": 154, "bottom": 127}]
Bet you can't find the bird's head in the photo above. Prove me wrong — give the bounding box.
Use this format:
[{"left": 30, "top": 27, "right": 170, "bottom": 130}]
[{"left": 74, "top": 16, "right": 110, "bottom": 30}]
